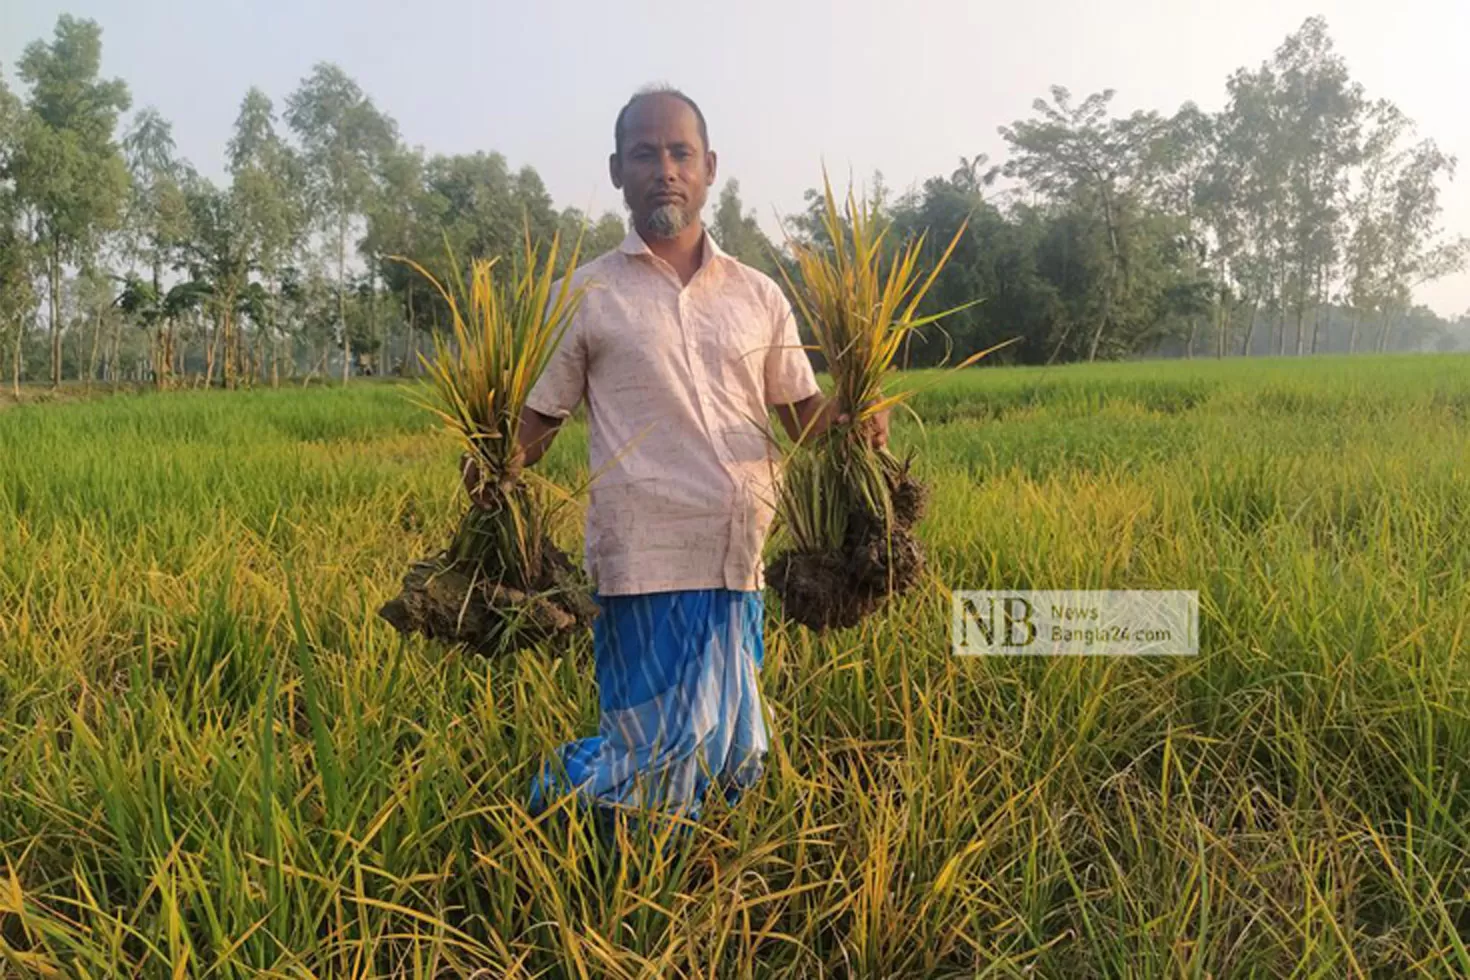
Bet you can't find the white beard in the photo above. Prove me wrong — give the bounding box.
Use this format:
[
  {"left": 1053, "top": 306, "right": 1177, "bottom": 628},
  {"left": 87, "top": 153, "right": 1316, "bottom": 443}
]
[{"left": 646, "top": 202, "right": 691, "bottom": 239}]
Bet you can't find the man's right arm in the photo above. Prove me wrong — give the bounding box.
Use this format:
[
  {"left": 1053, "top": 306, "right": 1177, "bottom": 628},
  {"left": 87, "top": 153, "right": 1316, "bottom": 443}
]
[{"left": 518, "top": 406, "right": 562, "bottom": 468}]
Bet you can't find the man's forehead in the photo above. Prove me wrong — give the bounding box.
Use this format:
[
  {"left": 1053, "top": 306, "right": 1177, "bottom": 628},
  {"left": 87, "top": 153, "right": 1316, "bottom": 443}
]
[
  {"left": 624, "top": 130, "right": 698, "bottom": 148},
  {"left": 622, "top": 97, "right": 702, "bottom": 143}
]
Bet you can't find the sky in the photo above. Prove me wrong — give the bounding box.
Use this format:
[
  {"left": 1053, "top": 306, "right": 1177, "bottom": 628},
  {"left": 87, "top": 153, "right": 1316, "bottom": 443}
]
[{"left": 3, "top": 0, "right": 1468, "bottom": 317}]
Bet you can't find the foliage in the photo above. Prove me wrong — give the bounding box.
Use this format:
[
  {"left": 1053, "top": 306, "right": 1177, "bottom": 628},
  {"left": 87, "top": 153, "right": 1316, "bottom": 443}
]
[
  {"left": 711, "top": 178, "right": 782, "bottom": 278},
  {"left": 4, "top": 356, "right": 1470, "bottom": 973},
  {"left": 9, "top": 15, "right": 131, "bottom": 386},
  {"left": 409, "top": 232, "right": 587, "bottom": 579},
  {"left": 0, "top": 13, "right": 1466, "bottom": 388}
]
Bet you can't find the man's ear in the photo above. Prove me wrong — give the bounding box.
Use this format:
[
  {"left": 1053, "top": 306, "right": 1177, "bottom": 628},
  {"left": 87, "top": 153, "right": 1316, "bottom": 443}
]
[
  {"left": 609, "top": 153, "right": 622, "bottom": 190},
  {"left": 705, "top": 149, "right": 718, "bottom": 187}
]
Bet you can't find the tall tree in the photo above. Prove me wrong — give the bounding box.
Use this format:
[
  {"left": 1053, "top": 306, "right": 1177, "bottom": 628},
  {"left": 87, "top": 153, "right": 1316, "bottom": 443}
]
[
  {"left": 1209, "top": 61, "right": 1284, "bottom": 356},
  {"left": 285, "top": 64, "right": 397, "bottom": 383},
  {"left": 228, "top": 88, "right": 301, "bottom": 384},
  {"left": 510, "top": 165, "right": 557, "bottom": 243},
  {"left": 1344, "top": 100, "right": 1406, "bottom": 353},
  {"left": 1375, "top": 138, "right": 1465, "bottom": 351},
  {"left": 365, "top": 145, "right": 433, "bottom": 374},
  {"left": 180, "top": 176, "right": 255, "bottom": 387},
  {"left": 0, "top": 66, "right": 38, "bottom": 392},
  {"left": 421, "top": 151, "right": 519, "bottom": 263},
  {"left": 1000, "top": 87, "right": 1168, "bottom": 360},
  {"left": 1149, "top": 104, "right": 1216, "bottom": 357},
  {"left": 1271, "top": 18, "right": 1362, "bottom": 355},
  {"left": 121, "top": 107, "right": 191, "bottom": 384},
  {"left": 12, "top": 15, "right": 131, "bottom": 386},
  {"left": 557, "top": 208, "right": 624, "bottom": 261},
  {"left": 711, "top": 178, "right": 781, "bottom": 277}
]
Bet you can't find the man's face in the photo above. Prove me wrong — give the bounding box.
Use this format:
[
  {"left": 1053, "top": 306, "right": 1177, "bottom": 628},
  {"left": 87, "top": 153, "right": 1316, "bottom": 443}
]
[{"left": 610, "top": 94, "right": 717, "bottom": 239}]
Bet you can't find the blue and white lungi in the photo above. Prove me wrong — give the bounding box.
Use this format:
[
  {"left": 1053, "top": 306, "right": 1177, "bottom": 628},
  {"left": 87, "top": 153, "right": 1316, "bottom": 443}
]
[{"left": 528, "top": 588, "right": 769, "bottom": 825}]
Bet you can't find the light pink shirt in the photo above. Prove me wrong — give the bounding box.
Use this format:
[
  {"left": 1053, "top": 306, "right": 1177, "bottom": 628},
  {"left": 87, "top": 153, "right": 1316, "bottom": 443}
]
[{"left": 526, "top": 228, "right": 822, "bottom": 596}]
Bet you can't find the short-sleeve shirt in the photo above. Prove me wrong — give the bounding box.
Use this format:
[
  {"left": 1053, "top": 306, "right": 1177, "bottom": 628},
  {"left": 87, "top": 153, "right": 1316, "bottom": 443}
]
[{"left": 525, "top": 227, "right": 822, "bottom": 596}]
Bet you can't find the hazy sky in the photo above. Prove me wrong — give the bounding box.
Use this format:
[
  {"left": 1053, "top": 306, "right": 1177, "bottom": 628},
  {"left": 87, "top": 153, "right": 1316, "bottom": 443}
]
[{"left": 4, "top": 0, "right": 1468, "bottom": 316}]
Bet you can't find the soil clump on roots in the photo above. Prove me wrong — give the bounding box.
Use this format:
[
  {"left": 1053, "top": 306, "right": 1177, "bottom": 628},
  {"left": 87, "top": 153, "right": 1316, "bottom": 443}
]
[
  {"left": 379, "top": 492, "right": 596, "bottom": 654},
  {"left": 767, "top": 463, "right": 928, "bottom": 632}
]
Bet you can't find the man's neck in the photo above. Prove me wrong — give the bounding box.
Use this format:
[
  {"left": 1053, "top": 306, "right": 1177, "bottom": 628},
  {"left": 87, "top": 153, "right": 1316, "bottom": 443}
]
[{"left": 639, "top": 219, "right": 705, "bottom": 286}]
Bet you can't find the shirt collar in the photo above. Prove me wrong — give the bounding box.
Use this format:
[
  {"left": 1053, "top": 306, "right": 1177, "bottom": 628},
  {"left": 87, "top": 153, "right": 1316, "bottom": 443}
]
[{"left": 618, "top": 225, "right": 728, "bottom": 271}]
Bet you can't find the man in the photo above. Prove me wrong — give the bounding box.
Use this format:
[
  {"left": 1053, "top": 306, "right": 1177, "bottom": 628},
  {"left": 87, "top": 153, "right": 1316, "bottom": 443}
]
[{"left": 465, "top": 86, "right": 887, "bottom": 831}]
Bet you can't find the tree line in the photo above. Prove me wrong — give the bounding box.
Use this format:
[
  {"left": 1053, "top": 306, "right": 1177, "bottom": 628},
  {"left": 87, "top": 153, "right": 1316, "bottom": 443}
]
[{"left": 0, "top": 15, "right": 1466, "bottom": 393}]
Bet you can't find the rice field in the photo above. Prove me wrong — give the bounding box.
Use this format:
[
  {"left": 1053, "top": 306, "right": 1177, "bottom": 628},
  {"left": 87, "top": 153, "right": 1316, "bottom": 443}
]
[{"left": 2, "top": 353, "right": 1469, "bottom": 978}]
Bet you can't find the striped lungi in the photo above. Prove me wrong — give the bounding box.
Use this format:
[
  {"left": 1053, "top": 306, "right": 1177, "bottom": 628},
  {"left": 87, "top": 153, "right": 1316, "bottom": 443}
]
[{"left": 528, "top": 588, "right": 769, "bottom": 826}]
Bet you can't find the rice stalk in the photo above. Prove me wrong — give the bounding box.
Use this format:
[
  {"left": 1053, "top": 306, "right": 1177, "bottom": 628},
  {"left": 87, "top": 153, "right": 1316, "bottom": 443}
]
[
  {"left": 377, "top": 230, "right": 598, "bottom": 654},
  {"left": 767, "top": 170, "right": 1002, "bottom": 631}
]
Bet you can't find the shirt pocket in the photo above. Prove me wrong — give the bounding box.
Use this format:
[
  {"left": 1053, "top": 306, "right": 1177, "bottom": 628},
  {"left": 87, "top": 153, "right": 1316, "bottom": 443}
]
[{"left": 703, "top": 306, "right": 769, "bottom": 402}]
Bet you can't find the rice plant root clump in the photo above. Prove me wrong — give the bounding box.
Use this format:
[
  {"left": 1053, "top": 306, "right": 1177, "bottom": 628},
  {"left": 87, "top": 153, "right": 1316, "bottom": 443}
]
[
  {"left": 768, "top": 450, "right": 929, "bottom": 631},
  {"left": 379, "top": 495, "right": 598, "bottom": 653},
  {"left": 377, "top": 235, "right": 596, "bottom": 654},
  {"left": 766, "top": 172, "right": 999, "bottom": 633}
]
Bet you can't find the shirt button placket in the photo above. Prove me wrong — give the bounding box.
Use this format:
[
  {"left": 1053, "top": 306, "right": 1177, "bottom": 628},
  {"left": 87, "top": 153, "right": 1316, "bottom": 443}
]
[{"left": 677, "top": 286, "right": 734, "bottom": 585}]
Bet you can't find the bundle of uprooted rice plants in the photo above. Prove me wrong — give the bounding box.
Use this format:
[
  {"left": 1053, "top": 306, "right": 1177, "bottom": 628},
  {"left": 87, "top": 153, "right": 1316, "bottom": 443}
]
[
  {"left": 378, "top": 234, "right": 597, "bottom": 654},
  {"left": 767, "top": 176, "right": 1001, "bottom": 632}
]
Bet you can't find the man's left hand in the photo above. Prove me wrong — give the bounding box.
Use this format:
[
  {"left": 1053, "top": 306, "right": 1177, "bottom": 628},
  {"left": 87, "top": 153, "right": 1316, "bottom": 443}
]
[{"left": 834, "top": 405, "right": 891, "bottom": 450}]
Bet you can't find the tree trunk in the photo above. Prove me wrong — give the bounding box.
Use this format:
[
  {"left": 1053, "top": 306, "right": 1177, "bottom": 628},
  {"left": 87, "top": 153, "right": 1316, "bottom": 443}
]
[
  {"left": 369, "top": 262, "right": 380, "bottom": 377},
  {"left": 1240, "top": 302, "right": 1259, "bottom": 358},
  {"left": 1186, "top": 317, "right": 1198, "bottom": 359},
  {"left": 1309, "top": 303, "right": 1323, "bottom": 355},
  {"left": 339, "top": 212, "right": 350, "bottom": 385},
  {"left": 1294, "top": 306, "right": 1305, "bottom": 357},
  {"left": 109, "top": 311, "right": 123, "bottom": 389},
  {"left": 150, "top": 259, "right": 163, "bottom": 387},
  {"left": 48, "top": 251, "right": 62, "bottom": 388},
  {"left": 205, "top": 313, "right": 221, "bottom": 388},
  {"left": 159, "top": 321, "right": 175, "bottom": 388},
  {"left": 1348, "top": 310, "right": 1360, "bottom": 354},
  {"left": 305, "top": 336, "right": 329, "bottom": 387},
  {"left": 147, "top": 327, "right": 159, "bottom": 386},
  {"left": 1047, "top": 320, "right": 1075, "bottom": 366},
  {"left": 1088, "top": 191, "right": 1122, "bottom": 363},
  {"left": 71, "top": 316, "right": 87, "bottom": 384},
  {"left": 87, "top": 306, "right": 103, "bottom": 386},
  {"left": 10, "top": 316, "right": 22, "bottom": 397},
  {"left": 228, "top": 302, "right": 242, "bottom": 388},
  {"left": 406, "top": 284, "right": 417, "bottom": 376}
]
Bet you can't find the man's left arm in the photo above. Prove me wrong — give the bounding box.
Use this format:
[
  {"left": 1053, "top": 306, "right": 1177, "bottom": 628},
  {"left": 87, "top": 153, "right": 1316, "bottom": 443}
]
[{"left": 773, "top": 393, "right": 890, "bottom": 449}]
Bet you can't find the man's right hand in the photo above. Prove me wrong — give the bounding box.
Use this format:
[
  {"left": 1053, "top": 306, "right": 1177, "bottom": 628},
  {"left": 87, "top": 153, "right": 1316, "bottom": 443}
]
[
  {"left": 463, "top": 407, "right": 560, "bottom": 509},
  {"left": 461, "top": 453, "right": 491, "bottom": 509},
  {"left": 461, "top": 450, "right": 524, "bottom": 510}
]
